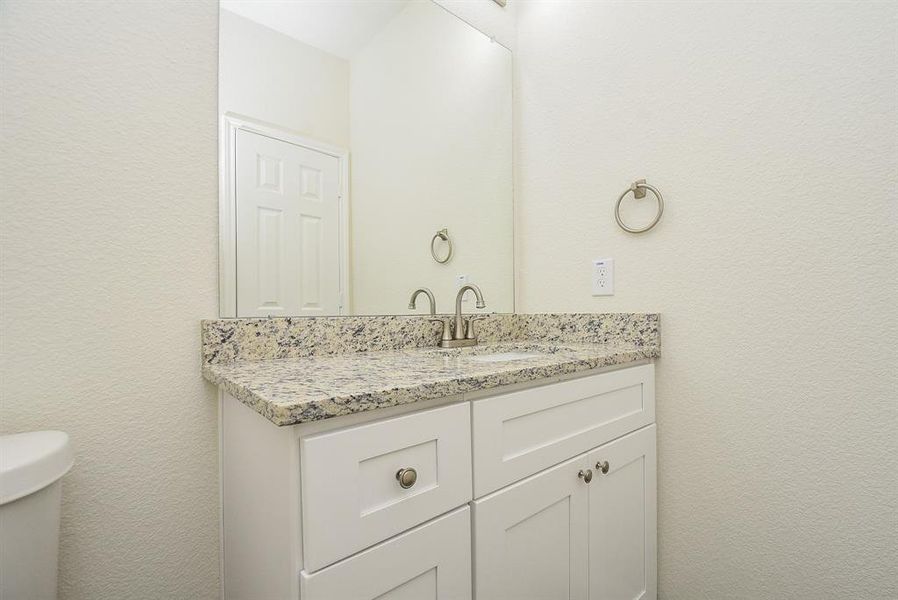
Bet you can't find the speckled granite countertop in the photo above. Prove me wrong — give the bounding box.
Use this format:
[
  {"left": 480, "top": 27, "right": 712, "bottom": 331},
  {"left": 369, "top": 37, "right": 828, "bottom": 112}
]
[{"left": 203, "top": 339, "right": 659, "bottom": 426}]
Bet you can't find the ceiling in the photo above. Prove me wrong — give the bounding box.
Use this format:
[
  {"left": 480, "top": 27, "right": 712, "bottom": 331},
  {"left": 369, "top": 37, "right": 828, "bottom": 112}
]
[{"left": 220, "top": 0, "right": 411, "bottom": 60}]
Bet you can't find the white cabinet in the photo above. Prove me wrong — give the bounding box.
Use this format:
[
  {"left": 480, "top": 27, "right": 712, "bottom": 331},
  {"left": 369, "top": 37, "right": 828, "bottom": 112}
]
[
  {"left": 301, "top": 507, "right": 471, "bottom": 600},
  {"left": 589, "top": 426, "right": 657, "bottom": 600},
  {"left": 473, "top": 454, "right": 589, "bottom": 600},
  {"left": 220, "top": 363, "right": 657, "bottom": 600},
  {"left": 473, "top": 426, "right": 657, "bottom": 600}
]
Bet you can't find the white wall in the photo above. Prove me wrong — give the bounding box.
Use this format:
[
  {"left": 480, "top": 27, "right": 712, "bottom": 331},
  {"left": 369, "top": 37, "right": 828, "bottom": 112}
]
[
  {"left": 350, "top": 1, "right": 514, "bottom": 315},
  {"left": 515, "top": 1, "right": 898, "bottom": 598},
  {"left": 219, "top": 9, "right": 350, "bottom": 148},
  {"left": 0, "top": 1, "right": 221, "bottom": 598}
]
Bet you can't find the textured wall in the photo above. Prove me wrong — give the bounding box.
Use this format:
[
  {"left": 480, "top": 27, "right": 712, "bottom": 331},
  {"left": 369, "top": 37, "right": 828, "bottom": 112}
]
[
  {"left": 515, "top": 1, "right": 898, "bottom": 598},
  {"left": 0, "top": 1, "right": 221, "bottom": 598}
]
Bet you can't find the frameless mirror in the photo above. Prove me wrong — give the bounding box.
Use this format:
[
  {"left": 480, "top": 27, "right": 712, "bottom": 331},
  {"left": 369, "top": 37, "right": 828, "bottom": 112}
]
[{"left": 218, "top": 0, "right": 513, "bottom": 317}]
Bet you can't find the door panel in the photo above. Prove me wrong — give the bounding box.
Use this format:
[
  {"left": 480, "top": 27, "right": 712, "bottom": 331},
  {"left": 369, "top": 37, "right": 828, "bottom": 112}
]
[
  {"left": 587, "top": 425, "right": 657, "bottom": 600},
  {"left": 473, "top": 454, "right": 589, "bottom": 600},
  {"left": 235, "top": 129, "right": 341, "bottom": 317},
  {"left": 301, "top": 507, "right": 471, "bottom": 600}
]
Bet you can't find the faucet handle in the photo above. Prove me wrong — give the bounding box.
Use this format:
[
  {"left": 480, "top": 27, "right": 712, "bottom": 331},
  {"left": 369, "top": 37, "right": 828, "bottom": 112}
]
[
  {"left": 465, "top": 316, "right": 488, "bottom": 340},
  {"left": 428, "top": 317, "right": 454, "bottom": 342}
]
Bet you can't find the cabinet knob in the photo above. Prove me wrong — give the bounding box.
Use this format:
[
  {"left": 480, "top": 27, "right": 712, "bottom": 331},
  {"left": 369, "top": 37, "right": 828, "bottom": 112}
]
[
  {"left": 578, "top": 469, "right": 593, "bottom": 484},
  {"left": 396, "top": 467, "right": 418, "bottom": 489},
  {"left": 595, "top": 460, "right": 610, "bottom": 474}
]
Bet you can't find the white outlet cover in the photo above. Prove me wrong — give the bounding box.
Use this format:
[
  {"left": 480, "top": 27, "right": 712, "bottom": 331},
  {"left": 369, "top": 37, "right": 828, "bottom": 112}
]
[{"left": 592, "top": 258, "right": 614, "bottom": 296}]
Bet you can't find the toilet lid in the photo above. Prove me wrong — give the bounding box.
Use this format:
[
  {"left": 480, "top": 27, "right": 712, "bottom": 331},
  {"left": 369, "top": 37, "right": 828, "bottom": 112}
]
[{"left": 0, "top": 431, "right": 73, "bottom": 505}]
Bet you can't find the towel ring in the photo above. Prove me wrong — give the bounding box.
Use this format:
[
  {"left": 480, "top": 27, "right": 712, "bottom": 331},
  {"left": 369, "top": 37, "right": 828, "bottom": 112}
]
[
  {"left": 430, "top": 228, "right": 453, "bottom": 263},
  {"left": 615, "top": 179, "right": 664, "bottom": 234}
]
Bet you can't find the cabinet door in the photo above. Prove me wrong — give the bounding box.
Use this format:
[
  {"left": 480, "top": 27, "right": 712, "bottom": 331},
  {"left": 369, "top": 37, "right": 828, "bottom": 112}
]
[
  {"left": 473, "top": 454, "right": 589, "bottom": 600},
  {"left": 301, "top": 507, "right": 471, "bottom": 600},
  {"left": 587, "top": 425, "right": 657, "bottom": 600}
]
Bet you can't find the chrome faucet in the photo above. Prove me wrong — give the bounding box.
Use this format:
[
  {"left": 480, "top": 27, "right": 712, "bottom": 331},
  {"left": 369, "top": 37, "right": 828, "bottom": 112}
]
[
  {"left": 407, "top": 288, "right": 437, "bottom": 315},
  {"left": 437, "top": 284, "right": 486, "bottom": 348}
]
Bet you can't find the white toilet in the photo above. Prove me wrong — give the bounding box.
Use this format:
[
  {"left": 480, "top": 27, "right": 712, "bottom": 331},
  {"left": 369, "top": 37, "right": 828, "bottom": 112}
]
[{"left": 0, "top": 431, "right": 73, "bottom": 599}]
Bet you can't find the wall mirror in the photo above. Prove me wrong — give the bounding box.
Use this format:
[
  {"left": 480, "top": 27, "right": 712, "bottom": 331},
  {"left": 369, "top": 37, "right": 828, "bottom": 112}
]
[{"left": 218, "top": 0, "right": 514, "bottom": 318}]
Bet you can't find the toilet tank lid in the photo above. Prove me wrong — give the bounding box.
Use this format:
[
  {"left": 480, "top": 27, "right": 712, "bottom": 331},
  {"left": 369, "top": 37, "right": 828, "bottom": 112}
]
[{"left": 0, "top": 431, "right": 73, "bottom": 505}]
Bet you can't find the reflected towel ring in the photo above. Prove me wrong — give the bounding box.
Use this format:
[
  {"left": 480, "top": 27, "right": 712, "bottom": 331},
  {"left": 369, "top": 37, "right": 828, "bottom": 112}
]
[
  {"left": 615, "top": 179, "right": 664, "bottom": 233},
  {"left": 430, "top": 228, "right": 453, "bottom": 263}
]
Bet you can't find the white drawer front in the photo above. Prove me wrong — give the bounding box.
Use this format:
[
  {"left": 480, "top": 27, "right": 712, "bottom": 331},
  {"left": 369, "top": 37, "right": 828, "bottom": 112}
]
[
  {"left": 472, "top": 364, "right": 654, "bottom": 497},
  {"left": 301, "top": 402, "right": 472, "bottom": 572},
  {"left": 301, "top": 507, "right": 472, "bottom": 600}
]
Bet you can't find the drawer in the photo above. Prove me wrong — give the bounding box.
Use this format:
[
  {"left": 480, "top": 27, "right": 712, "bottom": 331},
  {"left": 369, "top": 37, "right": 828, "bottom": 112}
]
[
  {"left": 301, "top": 507, "right": 471, "bottom": 600},
  {"left": 301, "top": 402, "right": 472, "bottom": 572},
  {"left": 472, "top": 363, "right": 654, "bottom": 497}
]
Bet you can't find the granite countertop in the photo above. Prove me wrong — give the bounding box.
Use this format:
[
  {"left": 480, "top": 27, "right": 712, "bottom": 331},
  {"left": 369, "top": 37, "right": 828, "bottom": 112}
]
[{"left": 203, "top": 341, "right": 659, "bottom": 426}]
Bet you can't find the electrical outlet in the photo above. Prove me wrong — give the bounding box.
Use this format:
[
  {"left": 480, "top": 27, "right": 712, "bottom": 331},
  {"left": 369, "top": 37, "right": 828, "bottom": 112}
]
[{"left": 592, "top": 258, "right": 614, "bottom": 296}]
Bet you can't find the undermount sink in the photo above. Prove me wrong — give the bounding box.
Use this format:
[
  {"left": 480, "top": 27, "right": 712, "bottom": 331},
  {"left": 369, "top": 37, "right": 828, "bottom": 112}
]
[{"left": 467, "top": 352, "right": 545, "bottom": 363}]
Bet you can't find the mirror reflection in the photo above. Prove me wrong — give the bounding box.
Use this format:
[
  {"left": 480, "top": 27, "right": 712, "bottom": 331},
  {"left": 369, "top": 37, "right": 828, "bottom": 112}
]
[{"left": 219, "top": 0, "right": 514, "bottom": 317}]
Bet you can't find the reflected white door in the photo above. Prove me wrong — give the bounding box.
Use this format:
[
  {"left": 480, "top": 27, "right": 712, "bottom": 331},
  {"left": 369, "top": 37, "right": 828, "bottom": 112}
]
[{"left": 235, "top": 129, "right": 342, "bottom": 317}]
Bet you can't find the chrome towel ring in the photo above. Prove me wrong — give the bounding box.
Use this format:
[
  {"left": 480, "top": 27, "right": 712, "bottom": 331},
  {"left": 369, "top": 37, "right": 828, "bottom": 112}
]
[
  {"left": 615, "top": 179, "right": 664, "bottom": 234},
  {"left": 430, "top": 228, "right": 453, "bottom": 263}
]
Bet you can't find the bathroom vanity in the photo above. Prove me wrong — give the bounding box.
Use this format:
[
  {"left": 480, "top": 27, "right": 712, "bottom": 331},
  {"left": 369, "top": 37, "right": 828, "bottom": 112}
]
[
  {"left": 203, "top": 314, "right": 660, "bottom": 600},
  {"left": 211, "top": 6, "right": 659, "bottom": 595}
]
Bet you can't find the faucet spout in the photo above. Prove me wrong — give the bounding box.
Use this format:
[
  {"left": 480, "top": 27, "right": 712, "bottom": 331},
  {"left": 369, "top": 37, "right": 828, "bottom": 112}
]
[
  {"left": 454, "top": 284, "right": 486, "bottom": 339},
  {"left": 408, "top": 287, "right": 437, "bottom": 315}
]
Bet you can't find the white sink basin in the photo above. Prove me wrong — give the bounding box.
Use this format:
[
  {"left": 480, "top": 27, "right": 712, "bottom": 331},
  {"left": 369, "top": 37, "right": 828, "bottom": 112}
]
[{"left": 468, "top": 352, "right": 545, "bottom": 363}]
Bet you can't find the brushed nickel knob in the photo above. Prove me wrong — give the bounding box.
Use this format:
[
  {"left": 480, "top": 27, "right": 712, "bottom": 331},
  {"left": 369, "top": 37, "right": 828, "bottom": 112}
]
[
  {"left": 596, "top": 460, "right": 610, "bottom": 474},
  {"left": 396, "top": 467, "right": 418, "bottom": 489},
  {"left": 578, "top": 469, "right": 593, "bottom": 484}
]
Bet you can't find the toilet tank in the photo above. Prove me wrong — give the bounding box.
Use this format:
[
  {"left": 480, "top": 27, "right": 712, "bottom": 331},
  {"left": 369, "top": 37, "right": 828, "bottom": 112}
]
[{"left": 0, "top": 431, "right": 74, "bottom": 599}]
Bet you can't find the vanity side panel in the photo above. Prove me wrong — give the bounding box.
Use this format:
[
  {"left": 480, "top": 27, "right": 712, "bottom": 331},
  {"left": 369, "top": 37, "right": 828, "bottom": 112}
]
[{"left": 221, "top": 392, "right": 301, "bottom": 600}]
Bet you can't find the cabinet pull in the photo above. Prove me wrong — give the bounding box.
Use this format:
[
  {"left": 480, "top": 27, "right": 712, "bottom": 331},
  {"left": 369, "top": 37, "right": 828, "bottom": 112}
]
[
  {"left": 595, "top": 460, "right": 610, "bottom": 474},
  {"left": 396, "top": 467, "right": 418, "bottom": 489},
  {"left": 578, "top": 469, "right": 593, "bottom": 484}
]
